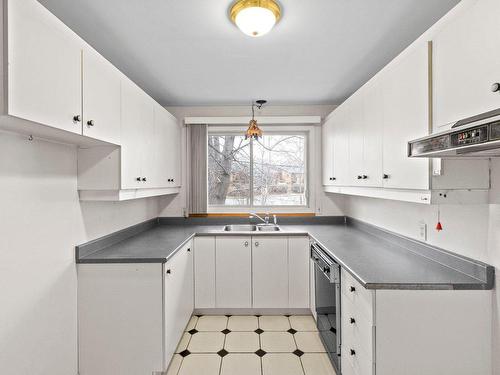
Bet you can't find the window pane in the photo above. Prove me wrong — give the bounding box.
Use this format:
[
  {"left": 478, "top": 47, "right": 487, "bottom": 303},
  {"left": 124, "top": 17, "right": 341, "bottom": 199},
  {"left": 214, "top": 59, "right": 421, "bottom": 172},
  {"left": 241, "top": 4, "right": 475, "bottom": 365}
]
[
  {"left": 208, "top": 135, "right": 250, "bottom": 206},
  {"left": 253, "top": 135, "right": 306, "bottom": 206}
]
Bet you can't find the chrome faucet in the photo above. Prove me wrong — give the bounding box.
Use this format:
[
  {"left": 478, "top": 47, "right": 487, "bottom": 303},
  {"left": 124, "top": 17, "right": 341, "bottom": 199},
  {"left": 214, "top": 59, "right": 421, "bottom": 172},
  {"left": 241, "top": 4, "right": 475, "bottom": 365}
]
[{"left": 249, "top": 212, "right": 277, "bottom": 226}]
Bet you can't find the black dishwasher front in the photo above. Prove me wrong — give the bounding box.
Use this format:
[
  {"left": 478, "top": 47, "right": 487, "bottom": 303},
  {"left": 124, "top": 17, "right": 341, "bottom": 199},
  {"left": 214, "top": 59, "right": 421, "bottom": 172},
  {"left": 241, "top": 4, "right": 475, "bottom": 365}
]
[{"left": 311, "top": 241, "right": 341, "bottom": 373}]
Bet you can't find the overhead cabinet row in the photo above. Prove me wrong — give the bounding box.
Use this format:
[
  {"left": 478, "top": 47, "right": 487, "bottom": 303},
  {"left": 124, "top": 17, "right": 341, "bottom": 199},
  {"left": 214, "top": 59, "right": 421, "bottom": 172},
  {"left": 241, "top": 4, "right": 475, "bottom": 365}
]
[
  {"left": 2, "top": 0, "right": 182, "bottom": 200},
  {"left": 322, "top": 0, "right": 499, "bottom": 205}
]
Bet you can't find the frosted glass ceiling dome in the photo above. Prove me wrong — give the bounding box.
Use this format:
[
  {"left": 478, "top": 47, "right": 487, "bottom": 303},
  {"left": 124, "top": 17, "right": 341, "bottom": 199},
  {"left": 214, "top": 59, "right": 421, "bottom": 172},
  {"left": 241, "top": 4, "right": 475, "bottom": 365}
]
[{"left": 230, "top": 0, "right": 281, "bottom": 37}]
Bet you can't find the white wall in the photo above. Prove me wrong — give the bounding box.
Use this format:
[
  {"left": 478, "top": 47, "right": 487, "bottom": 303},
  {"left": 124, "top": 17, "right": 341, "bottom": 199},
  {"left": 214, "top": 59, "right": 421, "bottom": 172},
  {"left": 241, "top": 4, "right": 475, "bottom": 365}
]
[
  {"left": 0, "top": 131, "right": 160, "bottom": 375},
  {"left": 336, "top": 158, "right": 500, "bottom": 374},
  {"left": 158, "top": 105, "right": 345, "bottom": 217}
]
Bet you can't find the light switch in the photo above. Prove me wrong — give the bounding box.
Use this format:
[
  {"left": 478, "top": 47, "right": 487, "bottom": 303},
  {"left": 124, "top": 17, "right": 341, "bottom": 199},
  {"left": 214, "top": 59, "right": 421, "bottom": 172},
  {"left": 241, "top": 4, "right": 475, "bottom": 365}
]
[{"left": 418, "top": 222, "right": 427, "bottom": 241}]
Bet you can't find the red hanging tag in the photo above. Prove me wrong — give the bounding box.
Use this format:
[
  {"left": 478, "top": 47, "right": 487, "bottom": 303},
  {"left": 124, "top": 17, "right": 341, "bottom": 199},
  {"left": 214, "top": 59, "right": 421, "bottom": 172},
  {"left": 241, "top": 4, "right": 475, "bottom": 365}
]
[{"left": 436, "top": 205, "right": 443, "bottom": 231}]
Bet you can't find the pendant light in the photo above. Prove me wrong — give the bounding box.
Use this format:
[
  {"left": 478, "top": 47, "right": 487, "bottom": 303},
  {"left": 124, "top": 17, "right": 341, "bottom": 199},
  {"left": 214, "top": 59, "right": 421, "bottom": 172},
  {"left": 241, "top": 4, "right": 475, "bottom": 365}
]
[
  {"left": 245, "top": 100, "right": 266, "bottom": 140},
  {"left": 230, "top": 0, "right": 281, "bottom": 37}
]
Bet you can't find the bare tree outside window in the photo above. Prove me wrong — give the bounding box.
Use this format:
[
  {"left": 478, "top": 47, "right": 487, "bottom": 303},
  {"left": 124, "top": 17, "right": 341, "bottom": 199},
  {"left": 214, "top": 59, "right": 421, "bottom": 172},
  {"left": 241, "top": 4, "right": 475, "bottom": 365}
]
[
  {"left": 208, "top": 133, "right": 307, "bottom": 207},
  {"left": 208, "top": 135, "right": 250, "bottom": 205}
]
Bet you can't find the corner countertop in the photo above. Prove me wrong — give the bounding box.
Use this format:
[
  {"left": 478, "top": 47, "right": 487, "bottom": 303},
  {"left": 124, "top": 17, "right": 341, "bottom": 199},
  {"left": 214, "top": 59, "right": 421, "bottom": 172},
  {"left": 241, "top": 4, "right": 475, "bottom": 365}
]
[{"left": 76, "top": 217, "right": 494, "bottom": 290}]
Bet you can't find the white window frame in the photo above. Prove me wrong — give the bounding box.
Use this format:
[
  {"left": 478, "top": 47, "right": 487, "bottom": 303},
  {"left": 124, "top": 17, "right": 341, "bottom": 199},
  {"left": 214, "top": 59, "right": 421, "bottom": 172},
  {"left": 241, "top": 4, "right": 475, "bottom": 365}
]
[{"left": 207, "top": 125, "right": 317, "bottom": 214}]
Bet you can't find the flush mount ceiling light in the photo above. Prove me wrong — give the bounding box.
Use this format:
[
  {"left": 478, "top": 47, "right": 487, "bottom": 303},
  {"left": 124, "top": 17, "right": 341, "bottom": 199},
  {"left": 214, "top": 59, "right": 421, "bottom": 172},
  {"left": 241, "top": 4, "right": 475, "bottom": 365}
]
[
  {"left": 245, "top": 100, "right": 267, "bottom": 139},
  {"left": 230, "top": 0, "right": 281, "bottom": 37}
]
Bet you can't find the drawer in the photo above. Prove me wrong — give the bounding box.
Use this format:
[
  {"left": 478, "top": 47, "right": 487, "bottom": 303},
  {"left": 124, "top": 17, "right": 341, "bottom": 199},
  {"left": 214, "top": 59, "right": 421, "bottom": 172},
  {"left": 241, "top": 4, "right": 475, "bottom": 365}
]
[
  {"left": 341, "top": 269, "right": 373, "bottom": 322},
  {"left": 341, "top": 296, "right": 374, "bottom": 359},
  {"left": 341, "top": 337, "right": 374, "bottom": 375}
]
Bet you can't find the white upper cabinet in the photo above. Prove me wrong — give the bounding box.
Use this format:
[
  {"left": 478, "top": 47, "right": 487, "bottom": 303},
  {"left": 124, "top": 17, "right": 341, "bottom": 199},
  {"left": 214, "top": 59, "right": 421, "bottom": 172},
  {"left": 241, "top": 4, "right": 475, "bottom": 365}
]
[
  {"left": 8, "top": 0, "right": 82, "bottom": 134},
  {"left": 332, "top": 108, "right": 350, "bottom": 186},
  {"left": 433, "top": 0, "right": 500, "bottom": 128},
  {"left": 362, "top": 79, "right": 383, "bottom": 188},
  {"left": 322, "top": 115, "right": 335, "bottom": 186},
  {"left": 82, "top": 47, "right": 121, "bottom": 144},
  {"left": 381, "top": 42, "right": 430, "bottom": 190},
  {"left": 156, "top": 106, "right": 182, "bottom": 188},
  {"left": 347, "top": 96, "right": 365, "bottom": 186},
  {"left": 121, "top": 78, "right": 155, "bottom": 189}
]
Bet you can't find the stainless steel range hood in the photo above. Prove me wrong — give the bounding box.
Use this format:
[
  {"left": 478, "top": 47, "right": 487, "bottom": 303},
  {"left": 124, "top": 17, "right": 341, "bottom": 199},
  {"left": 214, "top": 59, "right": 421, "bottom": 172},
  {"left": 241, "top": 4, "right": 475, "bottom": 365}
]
[{"left": 408, "top": 108, "right": 500, "bottom": 157}]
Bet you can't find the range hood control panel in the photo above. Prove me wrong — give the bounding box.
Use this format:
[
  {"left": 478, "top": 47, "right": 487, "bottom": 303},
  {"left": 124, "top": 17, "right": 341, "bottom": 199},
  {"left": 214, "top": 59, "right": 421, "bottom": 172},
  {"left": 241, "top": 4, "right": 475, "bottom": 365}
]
[{"left": 451, "top": 125, "right": 488, "bottom": 147}]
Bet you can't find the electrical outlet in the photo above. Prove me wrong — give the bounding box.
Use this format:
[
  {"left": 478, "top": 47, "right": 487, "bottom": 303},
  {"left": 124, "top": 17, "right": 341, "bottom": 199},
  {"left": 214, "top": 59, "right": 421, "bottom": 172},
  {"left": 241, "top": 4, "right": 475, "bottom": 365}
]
[{"left": 418, "top": 222, "right": 427, "bottom": 241}]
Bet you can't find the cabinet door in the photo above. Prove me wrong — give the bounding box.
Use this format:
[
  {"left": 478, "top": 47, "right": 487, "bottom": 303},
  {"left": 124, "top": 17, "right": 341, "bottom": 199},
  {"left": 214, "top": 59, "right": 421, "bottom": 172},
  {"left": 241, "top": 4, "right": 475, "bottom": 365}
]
[
  {"left": 433, "top": 0, "right": 500, "bottom": 127},
  {"left": 215, "top": 236, "right": 252, "bottom": 308},
  {"left": 332, "top": 107, "right": 350, "bottom": 186},
  {"left": 362, "top": 79, "right": 384, "bottom": 187},
  {"left": 153, "top": 104, "right": 170, "bottom": 188},
  {"left": 166, "top": 114, "right": 182, "bottom": 188},
  {"left": 82, "top": 47, "right": 121, "bottom": 144},
  {"left": 322, "top": 115, "right": 335, "bottom": 186},
  {"left": 8, "top": 0, "right": 82, "bottom": 134},
  {"left": 252, "top": 236, "right": 289, "bottom": 308},
  {"left": 194, "top": 236, "right": 216, "bottom": 309},
  {"left": 164, "top": 243, "right": 193, "bottom": 367},
  {"left": 288, "top": 237, "right": 310, "bottom": 309},
  {"left": 382, "top": 43, "right": 430, "bottom": 190},
  {"left": 347, "top": 97, "right": 364, "bottom": 186},
  {"left": 121, "top": 78, "right": 154, "bottom": 189}
]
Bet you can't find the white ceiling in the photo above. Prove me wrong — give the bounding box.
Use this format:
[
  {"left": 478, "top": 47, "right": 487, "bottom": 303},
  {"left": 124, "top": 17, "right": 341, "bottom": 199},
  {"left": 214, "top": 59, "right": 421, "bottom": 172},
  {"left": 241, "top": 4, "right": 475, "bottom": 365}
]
[{"left": 38, "top": 0, "right": 460, "bottom": 106}]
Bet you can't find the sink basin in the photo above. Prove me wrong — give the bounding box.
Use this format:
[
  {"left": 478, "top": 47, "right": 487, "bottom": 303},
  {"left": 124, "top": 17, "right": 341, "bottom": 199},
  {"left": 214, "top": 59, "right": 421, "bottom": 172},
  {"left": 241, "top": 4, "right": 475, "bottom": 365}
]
[
  {"left": 223, "top": 224, "right": 258, "bottom": 232},
  {"left": 257, "top": 225, "right": 281, "bottom": 232}
]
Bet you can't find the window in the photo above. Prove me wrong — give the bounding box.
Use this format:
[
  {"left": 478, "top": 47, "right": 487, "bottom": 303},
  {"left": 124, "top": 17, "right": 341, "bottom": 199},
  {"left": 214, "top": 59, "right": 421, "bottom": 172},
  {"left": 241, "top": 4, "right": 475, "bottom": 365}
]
[{"left": 208, "top": 133, "right": 307, "bottom": 208}]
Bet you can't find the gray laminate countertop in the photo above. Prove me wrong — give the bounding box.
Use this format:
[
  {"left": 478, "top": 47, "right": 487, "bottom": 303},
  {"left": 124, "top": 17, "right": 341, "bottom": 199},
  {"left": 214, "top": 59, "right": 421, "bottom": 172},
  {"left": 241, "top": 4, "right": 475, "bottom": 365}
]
[{"left": 76, "top": 217, "right": 494, "bottom": 290}]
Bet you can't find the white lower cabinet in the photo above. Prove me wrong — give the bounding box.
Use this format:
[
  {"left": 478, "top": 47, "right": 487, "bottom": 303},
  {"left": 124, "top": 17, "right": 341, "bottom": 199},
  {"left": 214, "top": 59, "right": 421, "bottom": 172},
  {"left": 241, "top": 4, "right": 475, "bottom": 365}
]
[
  {"left": 194, "top": 236, "right": 216, "bottom": 308},
  {"left": 215, "top": 236, "right": 253, "bottom": 308},
  {"left": 195, "top": 235, "right": 310, "bottom": 310},
  {"left": 252, "top": 236, "right": 289, "bottom": 308},
  {"left": 288, "top": 236, "right": 311, "bottom": 309},
  {"left": 78, "top": 241, "right": 193, "bottom": 375},
  {"left": 340, "top": 269, "right": 492, "bottom": 375},
  {"left": 164, "top": 242, "right": 194, "bottom": 367}
]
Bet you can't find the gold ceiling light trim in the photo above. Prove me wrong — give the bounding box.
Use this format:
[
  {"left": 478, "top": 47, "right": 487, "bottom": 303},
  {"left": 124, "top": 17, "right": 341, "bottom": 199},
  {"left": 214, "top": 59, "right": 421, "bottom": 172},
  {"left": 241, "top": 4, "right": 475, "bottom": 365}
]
[
  {"left": 230, "top": 0, "right": 282, "bottom": 24},
  {"left": 230, "top": 0, "right": 281, "bottom": 37}
]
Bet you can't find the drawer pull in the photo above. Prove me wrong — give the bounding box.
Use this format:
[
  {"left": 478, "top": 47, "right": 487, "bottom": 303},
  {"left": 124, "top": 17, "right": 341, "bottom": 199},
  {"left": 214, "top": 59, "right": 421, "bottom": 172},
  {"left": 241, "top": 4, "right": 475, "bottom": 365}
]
[
  {"left": 349, "top": 286, "right": 356, "bottom": 292},
  {"left": 166, "top": 269, "right": 171, "bottom": 274},
  {"left": 350, "top": 349, "right": 356, "bottom": 356},
  {"left": 349, "top": 317, "right": 356, "bottom": 324},
  {"left": 187, "top": 248, "right": 191, "bottom": 252}
]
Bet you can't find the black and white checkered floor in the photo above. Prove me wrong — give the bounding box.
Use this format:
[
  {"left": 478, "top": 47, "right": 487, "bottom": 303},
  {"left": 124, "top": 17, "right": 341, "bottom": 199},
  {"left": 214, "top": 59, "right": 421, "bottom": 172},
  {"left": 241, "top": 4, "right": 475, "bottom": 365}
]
[{"left": 166, "top": 315, "right": 337, "bottom": 375}]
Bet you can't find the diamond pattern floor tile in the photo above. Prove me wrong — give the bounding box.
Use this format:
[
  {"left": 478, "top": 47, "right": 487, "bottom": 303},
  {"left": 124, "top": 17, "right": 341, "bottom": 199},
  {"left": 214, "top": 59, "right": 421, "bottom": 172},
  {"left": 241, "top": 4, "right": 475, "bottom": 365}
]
[{"left": 173, "top": 315, "right": 335, "bottom": 375}]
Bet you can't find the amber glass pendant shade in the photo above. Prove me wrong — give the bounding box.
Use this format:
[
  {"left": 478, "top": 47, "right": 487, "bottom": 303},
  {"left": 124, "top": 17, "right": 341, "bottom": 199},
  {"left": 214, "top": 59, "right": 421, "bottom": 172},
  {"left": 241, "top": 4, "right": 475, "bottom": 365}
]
[{"left": 245, "top": 119, "right": 262, "bottom": 139}]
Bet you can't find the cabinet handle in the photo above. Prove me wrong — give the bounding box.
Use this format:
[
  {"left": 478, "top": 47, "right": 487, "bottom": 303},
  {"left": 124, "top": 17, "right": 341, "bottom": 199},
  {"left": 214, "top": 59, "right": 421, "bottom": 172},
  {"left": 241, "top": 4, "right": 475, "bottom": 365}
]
[
  {"left": 255, "top": 241, "right": 259, "bottom": 247},
  {"left": 166, "top": 269, "right": 171, "bottom": 274},
  {"left": 383, "top": 174, "right": 389, "bottom": 179},
  {"left": 87, "top": 120, "right": 95, "bottom": 127},
  {"left": 349, "top": 317, "right": 356, "bottom": 324},
  {"left": 142, "top": 177, "right": 147, "bottom": 182},
  {"left": 73, "top": 115, "right": 81, "bottom": 123},
  {"left": 136, "top": 177, "right": 141, "bottom": 182},
  {"left": 187, "top": 248, "right": 191, "bottom": 252},
  {"left": 350, "top": 349, "right": 356, "bottom": 356},
  {"left": 244, "top": 241, "right": 249, "bottom": 247},
  {"left": 362, "top": 175, "right": 368, "bottom": 179},
  {"left": 357, "top": 175, "right": 362, "bottom": 180},
  {"left": 349, "top": 286, "right": 356, "bottom": 292},
  {"left": 491, "top": 82, "right": 500, "bottom": 93}
]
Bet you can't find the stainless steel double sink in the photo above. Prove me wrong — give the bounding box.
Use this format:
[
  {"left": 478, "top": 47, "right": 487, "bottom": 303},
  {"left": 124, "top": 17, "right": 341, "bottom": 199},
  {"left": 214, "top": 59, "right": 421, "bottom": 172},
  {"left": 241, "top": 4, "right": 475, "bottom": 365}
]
[{"left": 223, "top": 224, "right": 281, "bottom": 232}]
